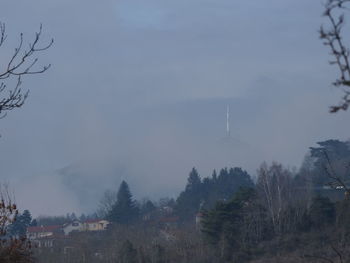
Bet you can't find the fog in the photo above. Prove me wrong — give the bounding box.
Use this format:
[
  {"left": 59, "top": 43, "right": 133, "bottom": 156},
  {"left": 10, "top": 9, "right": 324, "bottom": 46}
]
[{"left": 0, "top": 0, "right": 349, "bottom": 216}]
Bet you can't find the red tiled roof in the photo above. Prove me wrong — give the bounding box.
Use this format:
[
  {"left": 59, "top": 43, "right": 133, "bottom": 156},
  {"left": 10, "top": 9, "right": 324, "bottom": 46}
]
[{"left": 27, "top": 225, "right": 61, "bottom": 233}]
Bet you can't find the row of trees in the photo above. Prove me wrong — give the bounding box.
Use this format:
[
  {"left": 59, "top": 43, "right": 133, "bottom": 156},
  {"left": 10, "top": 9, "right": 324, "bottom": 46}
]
[
  {"left": 200, "top": 186, "right": 343, "bottom": 262},
  {"left": 26, "top": 138, "right": 350, "bottom": 262},
  {"left": 176, "top": 167, "right": 254, "bottom": 220},
  {"left": 199, "top": 139, "right": 350, "bottom": 262},
  {"left": 101, "top": 166, "right": 254, "bottom": 225},
  {"left": 101, "top": 140, "right": 350, "bottom": 228}
]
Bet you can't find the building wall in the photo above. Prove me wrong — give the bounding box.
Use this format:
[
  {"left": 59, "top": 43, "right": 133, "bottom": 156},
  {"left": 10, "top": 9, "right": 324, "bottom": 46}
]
[{"left": 63, "top": 222, "right": 83, "bottom": 235}]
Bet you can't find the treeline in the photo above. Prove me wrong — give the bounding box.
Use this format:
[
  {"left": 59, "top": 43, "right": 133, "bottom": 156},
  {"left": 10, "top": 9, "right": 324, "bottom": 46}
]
[
  {"left": 30, "top": 139, "right": 350, "bottom": 262},
  {"left": 199, "top": 139, "right": 350, "bottom": 262},
  {"left": 99, "top": 166, "right": 254, "bottom": 225},
  {"left": 176, "top": 167, "right": 253, "bottom": 219}
]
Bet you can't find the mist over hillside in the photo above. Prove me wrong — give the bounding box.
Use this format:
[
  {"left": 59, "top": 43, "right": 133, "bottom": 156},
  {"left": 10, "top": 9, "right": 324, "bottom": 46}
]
[
  {"left": 1, "top": 0, "right": 350, "bottom": 218},
  {"left": 10, "top": 96, "right": 350, "bottom": 216}
]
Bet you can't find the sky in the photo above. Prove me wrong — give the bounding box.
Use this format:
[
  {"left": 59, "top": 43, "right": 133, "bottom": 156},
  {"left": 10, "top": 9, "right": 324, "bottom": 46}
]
[{"left": 0, "top": 0, "right": 350, "bottom": 216}]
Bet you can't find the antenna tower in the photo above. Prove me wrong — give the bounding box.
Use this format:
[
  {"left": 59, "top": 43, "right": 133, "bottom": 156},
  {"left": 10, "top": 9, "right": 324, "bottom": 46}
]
[{"left": 226, "top": 105, "right": 230, "bottom": 137}]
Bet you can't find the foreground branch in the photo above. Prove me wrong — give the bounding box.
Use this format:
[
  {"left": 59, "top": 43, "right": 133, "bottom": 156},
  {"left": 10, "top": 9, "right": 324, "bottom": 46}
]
[{"left": 0, "top": 23, "right": 53, "bottom": 118}]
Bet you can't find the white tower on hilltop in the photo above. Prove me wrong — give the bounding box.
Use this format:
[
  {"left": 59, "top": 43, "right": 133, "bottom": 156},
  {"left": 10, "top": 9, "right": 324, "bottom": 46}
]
[{"left": 226, "top": 104, "right": 230, "bottom": 137}]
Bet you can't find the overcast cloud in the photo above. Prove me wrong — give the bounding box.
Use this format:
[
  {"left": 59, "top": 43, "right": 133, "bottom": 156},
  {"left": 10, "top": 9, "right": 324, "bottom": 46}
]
[{"left": 0, "top": 0, "right": 349, "bottom": 216}]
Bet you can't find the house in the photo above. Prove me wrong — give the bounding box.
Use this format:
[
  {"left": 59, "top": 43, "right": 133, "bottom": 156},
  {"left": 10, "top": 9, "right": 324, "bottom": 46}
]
[
  {"left": 82, "top": 219, "right": 109, "bottom": 231},
  {"left": 27, "top": 225, "right": 62, "bottom": 240},
  {"left": 33, "top": 236, "right": 55, "bottom": 248},
  {"left": 62, "top": 220, "right": 83, "bottom": 235}
]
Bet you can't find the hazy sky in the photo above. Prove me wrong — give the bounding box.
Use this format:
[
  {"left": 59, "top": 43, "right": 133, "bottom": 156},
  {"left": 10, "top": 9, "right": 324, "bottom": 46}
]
[{"left": 1, "top": 0, "right": 350, "bottom": 216}]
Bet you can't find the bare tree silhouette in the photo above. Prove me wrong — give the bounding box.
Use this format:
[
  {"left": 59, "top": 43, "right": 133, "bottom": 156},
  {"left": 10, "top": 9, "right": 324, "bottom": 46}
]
[
  {"left": 0, "top": 22, "right": 53, "bottom": 119},
  {"left": 320, "top": 0, "right": 350, "bottom": 112}
]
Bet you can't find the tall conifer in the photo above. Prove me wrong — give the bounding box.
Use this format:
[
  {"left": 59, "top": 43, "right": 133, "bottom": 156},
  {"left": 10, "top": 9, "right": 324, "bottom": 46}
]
[{"left": 108, "top": 181, "right": 139, "bottom": 224}]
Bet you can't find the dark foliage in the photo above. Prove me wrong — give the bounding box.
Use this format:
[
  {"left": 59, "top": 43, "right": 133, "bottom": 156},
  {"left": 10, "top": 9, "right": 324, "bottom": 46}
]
[
  {"left": 176, "top": 167, "right": 254, "bottom": 220},
  {"left": 108, "top": 181, "right": 139, "bottom": 224},
  {"left": 8, "top": 210, "right": 32, "bottom": 237}
]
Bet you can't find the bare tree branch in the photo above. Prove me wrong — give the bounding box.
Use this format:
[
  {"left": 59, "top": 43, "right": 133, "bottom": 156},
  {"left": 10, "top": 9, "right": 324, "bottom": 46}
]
[
  {"left": 0, "top": 22, "right": 53, "bottom": 118},
  {"left": 323, "top": 150, "right": 350, "bottom": 199},
  {"left": 0, "top": 184, "right": 33, "bottom": 263},
  {"left": 320, "top": 0, "right": 350, "bottom": 112}
]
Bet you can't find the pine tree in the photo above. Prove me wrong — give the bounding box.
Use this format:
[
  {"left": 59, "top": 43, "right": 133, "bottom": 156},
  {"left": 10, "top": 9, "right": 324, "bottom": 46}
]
[
  {"left": 141, "top": 200, "right": 156, "bottom": 215},
  {"left": 108, "top": 181, "right": 139, "bottom": 224},
  {"left": 185, "top": 167, "right": 201, "bottom": 192},
  {"left": 30, "top": 219, "right": 37, "bottom": 227},
  {"left": 212, "top": 170, "right": 217, "bottom": 181},
  {"left": 176, "top": 167, "right": 204, "bottom": 219},
  {"left": 201, "top": 188, "right": 257, "bottom": 255},
  {"left": 9, "top": 210, "right": 32, "bottom": 237}
]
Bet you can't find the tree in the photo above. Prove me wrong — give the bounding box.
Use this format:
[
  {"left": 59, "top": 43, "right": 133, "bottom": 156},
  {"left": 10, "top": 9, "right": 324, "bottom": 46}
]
[
  {"left": 216, "top": 167, "right": 254, "bottom": 201},
  {"left": 256, "top": 162, "right": 294, "bottom": 235},
  {"left": 140, "top": 199, "right": 156, "bottom": 215},
  {"left": 108, "top": 181, "right": 139, "bottom": 224},
  {"left": 0, "top": 184, "right": 32, "bottom": 262},
  {"left": 308, "top": 140, "right": 350, "bottom": 198},
  {"left": 201, "top": 188, "right": 258, "bottom": 261},
  {"left": 176, "top": 167, "right": 254, "bottom": 220},
  {"left": 176, "top": 167, "right": 204, "bottom": 219},
  {"left": 0, "top": 22, "right": 52, "bottom": 119},
  {"left": 30, "top": 219, "right": 37, "bottom": 227},
  {"left": 9, "top": 209, "right": 32, "bottom": 237},
  {"left": 320, "top": 0, "right": 350, "bottom": 112},
  {"left": 97, "top": 189, "right": 118, "bottom": 218},
  {"left": 185, "top": 167, "right": 202, "bottom": 192}
]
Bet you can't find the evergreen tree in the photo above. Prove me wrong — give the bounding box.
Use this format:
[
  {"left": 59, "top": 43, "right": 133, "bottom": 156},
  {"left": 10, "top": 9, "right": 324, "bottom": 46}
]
[
  {"left": 201, "top": 188, "right": 257, "bottom": 257},
  {"left": 212, "top": 170, "right": 217, "bottom": 181},
  {"left": 176, "top": 167, "right": 204, "bottom": 219},
  {"left": 309, "top": 140, "right": 350, "bottom": 188},
  {"left": 217, "top": 167, "right": 254, "bottom": 201},
  {"left": 140, "top": 200, "right": 156, "bottom": 215},
  {"left": 108, "top": 181, "right": 139, "bottom": 224},
  {"left": 21, "top": 210, "right": 32, "bottom": 227},
  {"left": 30, "top": 219, "right": 37, "bottom": 227},
  {"left": 9, "top": 210, "right": 32, "bottom": 237},
  {"left": 176, "top": 167, "right": 254, "bottom": 219},
  {"left": 185, "top": 167, "right": 201, "bottom": 192}
]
